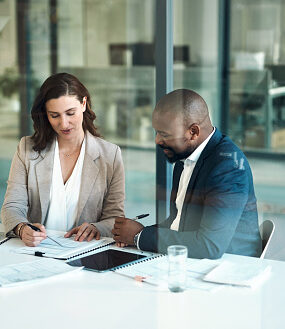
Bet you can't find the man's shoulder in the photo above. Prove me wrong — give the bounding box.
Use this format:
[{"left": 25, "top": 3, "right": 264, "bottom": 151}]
[
  {"left": 209, "top": 129, "right": 246, "bottom": 158},
  {"left": 204, "top": 130, "right": 250, "bottom": 172}
]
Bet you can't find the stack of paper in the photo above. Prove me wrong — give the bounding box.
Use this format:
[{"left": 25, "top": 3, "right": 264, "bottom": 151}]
[
  {"left": 203, "top": 260, "right": 271, "bottom": 289},
  {"left": 115, "top": 257, "right": 223, "bottom": 292},
  {"left": 15, "top": 234, "right": 114, "bottom": 259},
  {"left": 0, "top": 258, "right": 82, "bottom": 287}
]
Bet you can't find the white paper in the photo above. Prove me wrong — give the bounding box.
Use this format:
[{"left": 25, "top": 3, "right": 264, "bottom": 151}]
[
  {"left": 0, "top": 258, "right": 82, "bottom": 287},
  {"left": 15, "top": 234, "right": 114, "bottom": 259},
  {"left": 203, "top": 260, "right": 271, "bottom": 289},
  {"left": 115, "top": 257, "right": 223, "bottom": 292}
]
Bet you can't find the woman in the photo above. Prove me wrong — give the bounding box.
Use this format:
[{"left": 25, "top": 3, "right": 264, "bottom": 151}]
[{"left": 1, "top": 73, "right": 125, "bottom": 246}]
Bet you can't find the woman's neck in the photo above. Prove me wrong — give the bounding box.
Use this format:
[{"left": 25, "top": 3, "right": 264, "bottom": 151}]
[{"left": 57, "top": 130, "right": 85, "bottom": 151}]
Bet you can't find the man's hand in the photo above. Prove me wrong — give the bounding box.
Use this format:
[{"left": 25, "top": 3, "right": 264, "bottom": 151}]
[
  {"left": 112, "top": 217, "right": 144, "bottom": 246},
  {"left": 64, "top": 222, "right": 100, "bottom": 242}
]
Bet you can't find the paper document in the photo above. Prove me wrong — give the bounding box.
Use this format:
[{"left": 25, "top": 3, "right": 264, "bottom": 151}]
[
  {"left": 15, "top": 233, "right": 114, "bottom": 259},
  {"left": 0, "top": 258, "right": 82, "bottom": 287},
  {"left": 115, "top": 257, "right": 222, "bottom": 292},
  {"left": 203, "top": 260, "right": 271, "bottom": 289}
]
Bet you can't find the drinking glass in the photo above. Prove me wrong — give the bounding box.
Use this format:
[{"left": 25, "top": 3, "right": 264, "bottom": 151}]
[{"left": 167, "top": 245, "right": 188, "bottom": 292}]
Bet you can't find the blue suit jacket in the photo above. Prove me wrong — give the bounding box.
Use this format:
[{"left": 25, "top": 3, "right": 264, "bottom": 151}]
[{"left": 139, "top": 129, "right": 262, "bottom": 259}]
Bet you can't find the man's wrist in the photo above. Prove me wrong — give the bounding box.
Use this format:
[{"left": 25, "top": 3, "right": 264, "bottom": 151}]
[{"left": 134, "top": 230, "right": 143, "bottom": 249}]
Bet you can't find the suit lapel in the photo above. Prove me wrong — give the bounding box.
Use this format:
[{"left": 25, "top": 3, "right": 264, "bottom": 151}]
[
  {"left": 179, "top": 128, "right": 223, "bottom": 230},
  {"left": 35, "top": 140, "right": 55, "bottom": 222},
  {"left": 170, "top": 161, "right": 184, "bottom": 202},
  {"left": 76, "top": 132, "right": 100, "bottom": 224}
]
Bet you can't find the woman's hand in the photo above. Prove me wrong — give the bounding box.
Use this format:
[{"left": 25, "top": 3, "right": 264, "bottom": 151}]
[
  {"left": 64, "top": 222, "right": 101, "bottom": 242},
  {"left": 19, "top": 223, "right": 47, "bottom": 247}
]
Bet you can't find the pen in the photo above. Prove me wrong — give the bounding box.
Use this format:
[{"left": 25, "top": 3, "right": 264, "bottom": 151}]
[
  {"left": 27, "top": 224, "right": 64, "bottom": 247},
  {"left": 132, "top": 214, "right": 149, "bottom": 221}
]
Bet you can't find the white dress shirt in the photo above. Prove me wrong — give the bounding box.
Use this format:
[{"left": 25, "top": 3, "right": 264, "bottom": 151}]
[
  {"left": 170, "top": 128, "right": 215, "bottom": 231},
  {"left": 45, "top": 138, "right": 86, "bottom": 231}
]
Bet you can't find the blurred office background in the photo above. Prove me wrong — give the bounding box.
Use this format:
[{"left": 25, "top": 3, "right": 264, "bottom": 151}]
[{"left": 0, "top": 0, "right": 284, "bottom": 227}]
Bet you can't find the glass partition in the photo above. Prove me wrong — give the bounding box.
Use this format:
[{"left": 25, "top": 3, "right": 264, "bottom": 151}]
[
  {"left": 173, "top": 0, "right": 285, "bottom": 223},
  {"left": 0, "top": 0, "right": 156, "bottom": 224},
  {"left": 173, "top": 0, "right": 220, "bottom": 126},
  {"left": 1, "top": 0, "right": 284, "bottom": 229},
  {"left": 229, "top": 0, "right": 285, "bottom": 221}
]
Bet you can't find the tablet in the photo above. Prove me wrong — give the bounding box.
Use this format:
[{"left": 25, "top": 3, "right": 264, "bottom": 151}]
[{"left": 67, "top": 248, "right": 148, "bottom": 272}]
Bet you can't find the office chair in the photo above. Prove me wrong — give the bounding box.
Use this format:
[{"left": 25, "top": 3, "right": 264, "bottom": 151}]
[{"left": 259, "top": 219, "right": 275, "bottom": 259}]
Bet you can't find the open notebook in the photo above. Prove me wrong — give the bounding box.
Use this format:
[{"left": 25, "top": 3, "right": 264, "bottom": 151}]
[{"left": 15, "top": 230, "right": 115, "bottom": 260}]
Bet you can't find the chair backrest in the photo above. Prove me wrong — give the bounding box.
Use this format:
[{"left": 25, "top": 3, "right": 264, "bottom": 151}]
[{"left": 259, "top": 219, "right": 275, "bottom": 259}]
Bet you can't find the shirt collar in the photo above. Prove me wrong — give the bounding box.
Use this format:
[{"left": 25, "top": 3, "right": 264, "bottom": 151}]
[{"left": 183, "top": 127, "right": 215, "bottom": 164}]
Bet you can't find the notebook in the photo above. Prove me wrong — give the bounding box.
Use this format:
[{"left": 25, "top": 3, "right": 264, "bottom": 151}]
[
  {"left": 15, "top": 231, "right": 115, "bottom": 260},
  {"left": 67, "top": 247, "right": 160, "bottom": 272}
]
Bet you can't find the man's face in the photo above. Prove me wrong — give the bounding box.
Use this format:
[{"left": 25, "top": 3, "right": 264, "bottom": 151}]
[{"left": 152, "top": 110, "right": 195, "bottom": 163}]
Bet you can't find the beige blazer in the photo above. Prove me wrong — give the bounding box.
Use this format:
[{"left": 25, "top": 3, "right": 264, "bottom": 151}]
[{"left": 1, "top": 131, "right": 125, "bottom": 237}]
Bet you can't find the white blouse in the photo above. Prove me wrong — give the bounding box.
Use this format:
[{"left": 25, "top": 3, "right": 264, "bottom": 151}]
[{"left": 45, "top": 138, "right": 86, "bottom": 231}]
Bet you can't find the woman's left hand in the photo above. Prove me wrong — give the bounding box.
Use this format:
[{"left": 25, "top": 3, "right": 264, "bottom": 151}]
[{"left": 64, "top": 222, "right": 100, "bottom": 242}]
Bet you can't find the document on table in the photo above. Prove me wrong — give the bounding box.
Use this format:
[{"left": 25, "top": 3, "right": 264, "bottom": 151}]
[
  {"left": 115, "top": 257, "right": 223, "bottom": 292},
  {"left": 203, "top": 260, "right": 271, "bottom": 289},
  {"left": 116, "top": 256, "right": 271, "bottom": 291},
  {"left": 15, "top": 233, "right": 114, "bottom": 259},
  {"left": 0, "top": 258, "right": 82, "bottom": 287}
]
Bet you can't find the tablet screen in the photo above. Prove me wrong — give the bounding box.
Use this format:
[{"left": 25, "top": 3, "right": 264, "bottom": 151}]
[{"left": 67, "top": 249, "right": 148, "bottom": 272}]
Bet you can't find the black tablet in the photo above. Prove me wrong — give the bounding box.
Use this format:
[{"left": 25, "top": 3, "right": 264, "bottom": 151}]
[{"left": 67, "top": 248, "right": 148, "bottom": 272}]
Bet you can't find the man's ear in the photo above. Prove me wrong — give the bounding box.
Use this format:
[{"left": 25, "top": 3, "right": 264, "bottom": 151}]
[{"left": 188, "top": 124, "right": 200, "bottom": 140}]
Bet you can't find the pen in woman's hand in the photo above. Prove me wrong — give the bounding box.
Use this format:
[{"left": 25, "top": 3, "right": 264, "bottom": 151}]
[
  {"left": 132, "top": 214, "right": 149, "bottom": 221},
  {"left": 27, "top": 224, "right": 63, "bottom": 247},
  {"left": 27, "top": 223, "right": 43, "bottom": 232}
]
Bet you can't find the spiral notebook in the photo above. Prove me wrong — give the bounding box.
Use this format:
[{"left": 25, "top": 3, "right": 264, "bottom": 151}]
[
  {"left": 114, "top": 252, "right": 166, "bottom": 285},
  {"left": 15, "top": 231, "right": 115, "bottom": 260}
]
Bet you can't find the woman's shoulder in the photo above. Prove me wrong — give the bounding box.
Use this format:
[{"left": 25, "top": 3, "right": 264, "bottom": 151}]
[
  {"left": 87, "top": 133, "right": 120, "bottom": 151},
  {"left": 18, "top": 135, "right": 33, "bottom": 152},
  {"left": 17, "top": 135, "right": 42, "bottom": 159},
  {"left": 86, "top": 133, "right": 121, "bottom": 161}
]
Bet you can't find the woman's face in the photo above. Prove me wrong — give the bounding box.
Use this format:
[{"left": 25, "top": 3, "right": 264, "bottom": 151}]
[{"left": 45, "top": 95, "right": 86, "bottom": 141}]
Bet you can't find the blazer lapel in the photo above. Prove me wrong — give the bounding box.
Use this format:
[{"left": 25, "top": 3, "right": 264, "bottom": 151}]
[
  {"left": 76, "top": 132, "right": 100, "bottom": 224},
  {"left": 35, "top": 140, "right": 55, "bottom": 222},
  {"left": 170, "top": 161, "right": 184, "bottom": 202},
  {"left": 179, "top": 128, "right": 223, "bottom": 230}
]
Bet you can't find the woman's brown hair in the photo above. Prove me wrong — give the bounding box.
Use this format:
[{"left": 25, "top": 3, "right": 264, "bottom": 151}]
[{"left": 31, "top": 72, "right": 101, "bottom": 151}]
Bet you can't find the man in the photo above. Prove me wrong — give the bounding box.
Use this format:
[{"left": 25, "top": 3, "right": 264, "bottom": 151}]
[{"left": 112, "top": 89, "right": 262, "bottom": 259}]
